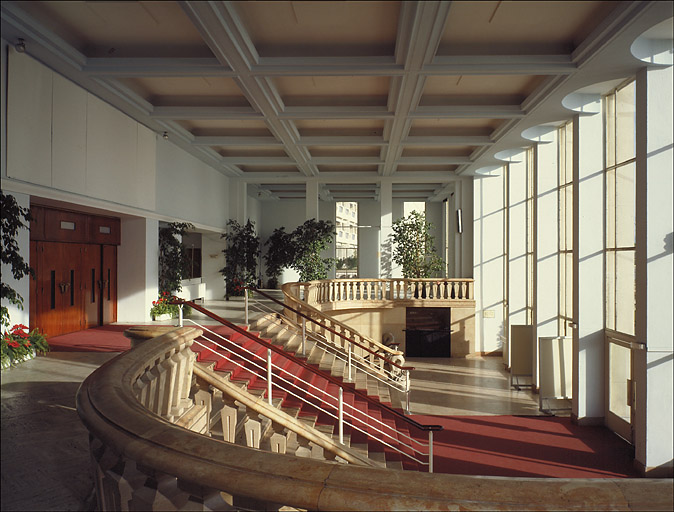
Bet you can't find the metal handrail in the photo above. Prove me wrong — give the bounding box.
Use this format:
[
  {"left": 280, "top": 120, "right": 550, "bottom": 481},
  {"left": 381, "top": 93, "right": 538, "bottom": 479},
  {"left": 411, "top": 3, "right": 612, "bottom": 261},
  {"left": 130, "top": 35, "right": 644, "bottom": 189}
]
[
  {"left": 248, "top": 287, "right": 412, "bottom": 372},
  {"left": 173, "top": 300, "right": 441, "bottom": 471},
  {"left": 174, "top": 300, "right": 441, "bottom": 433},
  {"left": 190, "top": 328, "right": 428, "bottom": 463},
  {"left": 246, "top": 298, "right": 407, "bottom": 393}
]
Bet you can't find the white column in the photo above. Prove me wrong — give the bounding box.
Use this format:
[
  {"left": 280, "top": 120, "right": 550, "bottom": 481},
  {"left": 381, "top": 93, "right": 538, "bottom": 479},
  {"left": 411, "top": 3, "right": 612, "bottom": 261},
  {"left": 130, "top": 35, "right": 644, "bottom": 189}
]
[
  {"left": 379, "top": 180, "right": 393, "bottom": 278},
  {"left": 202, "top": 231, "right": 225, "bottom": 300},
  {"left": 459, "top": 179, "right": 474, "bottom": 279},
  {"left": 305, "top": 180, "right": 319, "bottom": 220},
  {"left": 536, "top": 139, "right": 560, "bottom": 388},
  {"left": 508, "top": 155, "right": 528, "bottom": 328},
  {"left": 573, "top": 109, "right": 605, "bottom": 424},
  {"left": 229, "top": 180, "right": 247, "bottom": 224},
  {"left": 473, "top": 172, "right": 506, "bottom": 355},
  {"left": 0, "top": 191, "right": 30, "bottom": 328},
  {"left": 634, "top": 65, "right": 673, "bottom": 475},
  {"left": 117, "top": 217, "right": 159, "bottom": 323}
]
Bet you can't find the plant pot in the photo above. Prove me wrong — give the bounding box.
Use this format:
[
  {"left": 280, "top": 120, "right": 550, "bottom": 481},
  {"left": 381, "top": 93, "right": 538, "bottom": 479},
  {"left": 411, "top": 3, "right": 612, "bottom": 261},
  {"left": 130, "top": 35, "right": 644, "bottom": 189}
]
[{"left": 152, "top": 313, "right": 173, "bottom": 322}]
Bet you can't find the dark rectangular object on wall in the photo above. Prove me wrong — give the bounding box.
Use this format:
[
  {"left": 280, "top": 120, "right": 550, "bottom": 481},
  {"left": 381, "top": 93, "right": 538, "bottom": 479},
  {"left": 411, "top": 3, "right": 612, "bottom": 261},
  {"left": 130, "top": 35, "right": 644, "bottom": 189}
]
[
  {"left": 405, "top": 307, "right": 451, "bottom": 357},
  {"left": 89, "top": 216, "right": 121, "bottom": 245}
]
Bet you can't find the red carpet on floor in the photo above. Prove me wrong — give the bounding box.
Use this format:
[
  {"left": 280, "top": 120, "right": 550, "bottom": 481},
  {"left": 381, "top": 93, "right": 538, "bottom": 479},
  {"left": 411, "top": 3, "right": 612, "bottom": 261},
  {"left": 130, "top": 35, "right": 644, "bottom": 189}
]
[
  {"left": 48, "top": 325, "right": 142, "bottom": 352},
  {"left": 48, "top": 326, "right": 640, "bottom": 479},
  {"left": 410, "top": 413, "right": 640, "bottom": 478}
]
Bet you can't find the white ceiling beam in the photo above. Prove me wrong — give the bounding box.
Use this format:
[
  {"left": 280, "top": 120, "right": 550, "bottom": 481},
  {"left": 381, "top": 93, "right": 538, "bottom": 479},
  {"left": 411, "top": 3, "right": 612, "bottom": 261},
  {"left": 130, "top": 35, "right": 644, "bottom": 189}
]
[
  {"left": 425, "top": 54, "right": 576, "bottom": 75},
  {"left": 403, "top": 135, "right": 492, "bottom": 146},
  {"left": 382, "top": 1, "right": 452, "bottom": 176},
  {"left": 192, "top": 136, "right": 282, "bottom": 146},
  {"left": 240, "top": 173, "right": 458, "bottom": 184},
  {"left": 411, "top": 105, "right": 525, "bottom": 118},
  {"left": 297, "top": 136, "right": 387, "bottom": 146},
  {"left": 221, "top": 156, "right": 294, "bottom": 165},
  {"left": 83, "top": 57, "right": 235, "bottom": 76},
  {"left": 150, "top": 106, "right": 262, "bottom": 120},
  {"left": 253, "top": 56, "right": 404, "bottom": 76},
  {"left": 179, "top": 1, "right": 317, "bottom": 177},
  {"left": 279, "top": 106, "right": 394, "bottom": 120},
  {"left": 310, "top": 157, "right": 383, "bottom": 165},
  {"left": 397, "top": 156, "right": 471, "bottom": 165}
]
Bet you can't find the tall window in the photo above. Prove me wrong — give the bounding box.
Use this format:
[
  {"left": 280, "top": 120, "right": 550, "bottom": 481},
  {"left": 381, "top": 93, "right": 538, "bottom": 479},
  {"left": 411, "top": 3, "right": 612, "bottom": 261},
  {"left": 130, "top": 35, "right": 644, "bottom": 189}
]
[
  {"left": 558, "top": 121, "right": 574, "bottom": 335},
  {"left": 403, "top": 201, "right": 425, "bottom": 217},
  {"left": 605, "top": 80, "right": 636, "bottom": 335},
  {"left": 336, "top": 201, "right": 358, "bottom": 278}
]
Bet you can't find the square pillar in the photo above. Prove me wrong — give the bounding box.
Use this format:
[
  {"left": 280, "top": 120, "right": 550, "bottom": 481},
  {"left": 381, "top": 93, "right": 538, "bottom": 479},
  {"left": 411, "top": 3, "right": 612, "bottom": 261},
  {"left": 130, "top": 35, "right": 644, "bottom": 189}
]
[
  {"left": 573, "top": 110, "right": 605, "bottom": 424},
  {"left": 634, "top": 65, "right": 673, "bottom": 476},
  {"left": 305, "top": 181, "right": 319, "bottom": 220},
  {"left": 379, "top": 181, "right": 393, "bottom": 278},
  {"left": 117, "top": 217, "right": 158, "bottom": 323}
]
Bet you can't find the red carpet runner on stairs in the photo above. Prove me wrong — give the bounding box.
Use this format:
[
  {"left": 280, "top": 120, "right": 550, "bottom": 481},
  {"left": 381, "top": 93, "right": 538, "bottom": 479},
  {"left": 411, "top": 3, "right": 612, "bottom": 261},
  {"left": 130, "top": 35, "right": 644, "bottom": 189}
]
[{"left": 49, "top": 325, "right": 640, "bottom": 478}]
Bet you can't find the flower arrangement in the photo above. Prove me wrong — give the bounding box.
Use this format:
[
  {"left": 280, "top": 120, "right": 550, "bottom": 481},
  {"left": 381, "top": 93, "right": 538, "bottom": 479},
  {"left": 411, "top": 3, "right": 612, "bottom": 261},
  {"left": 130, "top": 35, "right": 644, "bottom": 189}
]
[
  {"left": 150, "top": 292, "right": 191, "bottom": 319},
  {"left": 1, "top": 324, "right": 49, "bottom": 370}
]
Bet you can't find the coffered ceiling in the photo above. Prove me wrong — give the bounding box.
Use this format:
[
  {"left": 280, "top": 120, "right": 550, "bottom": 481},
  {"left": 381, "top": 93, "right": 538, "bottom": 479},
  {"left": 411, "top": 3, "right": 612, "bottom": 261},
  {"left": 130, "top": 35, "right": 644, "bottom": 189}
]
[{"left": 1, "top": 1, "right": 665, "bottom": 202}]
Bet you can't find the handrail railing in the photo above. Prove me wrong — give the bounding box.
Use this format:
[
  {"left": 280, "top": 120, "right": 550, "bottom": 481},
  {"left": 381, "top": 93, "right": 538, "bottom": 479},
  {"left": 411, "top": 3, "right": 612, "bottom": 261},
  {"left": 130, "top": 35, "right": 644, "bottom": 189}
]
[
  {"left": 248, "top": 287, "right": 412, "bottom": 372},
  {"left": 173, "top": 300, "right": 442, "bottom": 471},
  {"left": 175, "top": 300, "right": 441, "bottom": 434},
  {"left": 245, "top": 292, "right": 413, "bottom": 407},
  {"left": 281, "top": 282, "right": 404, "bottom": 365}
]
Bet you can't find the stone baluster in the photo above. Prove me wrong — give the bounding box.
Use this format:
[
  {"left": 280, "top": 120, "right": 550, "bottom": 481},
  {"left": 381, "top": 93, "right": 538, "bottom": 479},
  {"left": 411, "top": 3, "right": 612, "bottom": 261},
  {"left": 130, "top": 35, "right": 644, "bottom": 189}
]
[
  {"left": 270, "top": 422, "right": 287, "bottom": 455},
  {"left": 220, "top": 394, "right": 238, "bottom": 443},
  {"left": 467, "top": 280, "right": 474, "bottom": 299},
  {"left": 461, "top": 281, "right": 467, "bottom": 299},
  {"left": 244, "top": 410, "right": 262, "bottom": 449}
]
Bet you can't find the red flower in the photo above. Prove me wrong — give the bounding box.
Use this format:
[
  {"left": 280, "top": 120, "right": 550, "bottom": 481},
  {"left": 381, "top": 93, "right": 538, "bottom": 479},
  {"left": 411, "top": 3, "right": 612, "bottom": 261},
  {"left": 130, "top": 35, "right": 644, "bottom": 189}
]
[{"left": 7, "top": 339, "right": 20, "bottom": 348}]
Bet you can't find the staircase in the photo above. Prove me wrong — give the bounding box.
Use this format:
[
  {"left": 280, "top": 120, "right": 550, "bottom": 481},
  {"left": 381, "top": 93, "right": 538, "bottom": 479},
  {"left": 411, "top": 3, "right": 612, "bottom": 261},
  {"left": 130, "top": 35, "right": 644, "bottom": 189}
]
[{"left": 184, "top": 310, "right": 438, "bottom": 472}]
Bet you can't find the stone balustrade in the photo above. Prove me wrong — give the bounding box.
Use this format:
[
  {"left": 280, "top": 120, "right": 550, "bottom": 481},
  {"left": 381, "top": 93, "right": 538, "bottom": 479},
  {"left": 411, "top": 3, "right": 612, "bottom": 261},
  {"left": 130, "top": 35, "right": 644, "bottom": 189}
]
[{"left": 76, "top": 326, "right": 672, "bottom": 511}]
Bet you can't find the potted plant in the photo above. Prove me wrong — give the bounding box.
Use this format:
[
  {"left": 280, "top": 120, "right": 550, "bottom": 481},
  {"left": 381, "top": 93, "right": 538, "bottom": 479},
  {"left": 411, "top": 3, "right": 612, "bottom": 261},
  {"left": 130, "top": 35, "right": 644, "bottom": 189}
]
[
  {"left": 149, "top": 292, "right": 191, "bottom": 321},
  {"left": 221, "top": 220, "right": 260, "bottom": 299},
  {"left": 1, "top": 192, "right": 33, "bottom": 330},
  {"left": 263, "top": 219, "right": 336, "bottom": 286},
  {"left": 1, "top": 324, "right": 49, "bottom": 370},
  {"left": 390, "top": 210, "right": 444, "bottom": 285},
  {"left": 158, "top": 222, "right": 194, "bottom": 295}
]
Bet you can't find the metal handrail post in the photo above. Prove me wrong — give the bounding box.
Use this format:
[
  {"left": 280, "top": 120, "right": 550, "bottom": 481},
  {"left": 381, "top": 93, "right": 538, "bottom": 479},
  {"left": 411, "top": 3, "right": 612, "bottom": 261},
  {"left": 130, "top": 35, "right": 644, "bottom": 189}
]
[
  {"left": 405, "top": 370, "right": 411, "bottom": 414},
  {"left": 267, "top": 348, "right": 273, "bottom": 405},
  {"left": 244, "top": 292, "right": 249, "bottom": 324},
  {"left": 302, "top": 317, "right": 306, "bottom": 356},
  {"left": 179, "top": 305, "right": 184, "bottom": 327},
  {"left": 347, "top": 342, "right": 352, "bottom": 382},
  {"left": 338, "top": 387, "right": 344, "bottom": 444},
  {"left": 428, "top": 431, "right": 434, "bottom": 473}
]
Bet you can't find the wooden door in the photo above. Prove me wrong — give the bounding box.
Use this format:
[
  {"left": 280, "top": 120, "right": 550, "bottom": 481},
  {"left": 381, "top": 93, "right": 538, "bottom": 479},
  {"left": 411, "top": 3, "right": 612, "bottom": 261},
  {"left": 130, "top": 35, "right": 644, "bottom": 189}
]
[
  {"left": 35, "top": 242, "right": 85, "bottom": 337},
  {"left": 101, "top": 245, "right": 117, "bottom": 324},
  {"left": 82, "top": 245, "right": 100, "bottom": 329}
]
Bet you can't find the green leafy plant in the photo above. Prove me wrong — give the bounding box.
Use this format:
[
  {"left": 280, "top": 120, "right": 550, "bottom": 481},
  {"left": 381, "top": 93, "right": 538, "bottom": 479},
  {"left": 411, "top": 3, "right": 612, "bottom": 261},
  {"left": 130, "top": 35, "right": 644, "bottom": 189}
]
[
  {"left": 221, "top": 220, "right": 260, "bottom": 298},
  {"left": 1, "top": 324, "right": 49, "bottom": 370},
  {"left": 263, "top": 227, "right": 294, "bottom": 289},
  {"left": 390, "top": 210, "right": 444, "bottom": 278},
  {"left": 1, "top": 192, "right": 33, "bottom": 329},
  {"left": 263, "top": 219, "right": 336, "bottom": 286},
  {"left": 159, "top": 222, "right": 194, "bottom": 295}
]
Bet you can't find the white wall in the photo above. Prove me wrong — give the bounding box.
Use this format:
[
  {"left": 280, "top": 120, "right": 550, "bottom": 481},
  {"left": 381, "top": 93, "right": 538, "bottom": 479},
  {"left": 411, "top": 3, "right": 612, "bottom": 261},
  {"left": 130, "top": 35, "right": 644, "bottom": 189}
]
[
  {"left": 155, "top": 138, "right": 229, "bottom": 230},
  {"left": 358, "top": 200, "right": 381, "bottom": 278},
  {"left": 0, "top": 191, "right": 31, "bottom": 329},
  {"left": 202, "top": 231, "right": 225, "bottom": 300},
  {"left": 473, "top": 174, "right": 506, "bottom": 354}
]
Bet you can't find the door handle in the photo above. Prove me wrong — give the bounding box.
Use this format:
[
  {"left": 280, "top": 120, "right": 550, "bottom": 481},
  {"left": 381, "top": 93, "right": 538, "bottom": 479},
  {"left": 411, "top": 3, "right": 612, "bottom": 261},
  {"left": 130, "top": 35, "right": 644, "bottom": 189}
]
[{"left": 58, "top": 282, "right": 70, "bottom": 294}]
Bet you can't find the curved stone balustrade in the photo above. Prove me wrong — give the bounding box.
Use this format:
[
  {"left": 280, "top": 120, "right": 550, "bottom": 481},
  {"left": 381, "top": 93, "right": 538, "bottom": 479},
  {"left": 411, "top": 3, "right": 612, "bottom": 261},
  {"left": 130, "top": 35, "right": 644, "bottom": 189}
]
[{"left": 76, "top": 326, "right": 673, "bottom": 511}]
